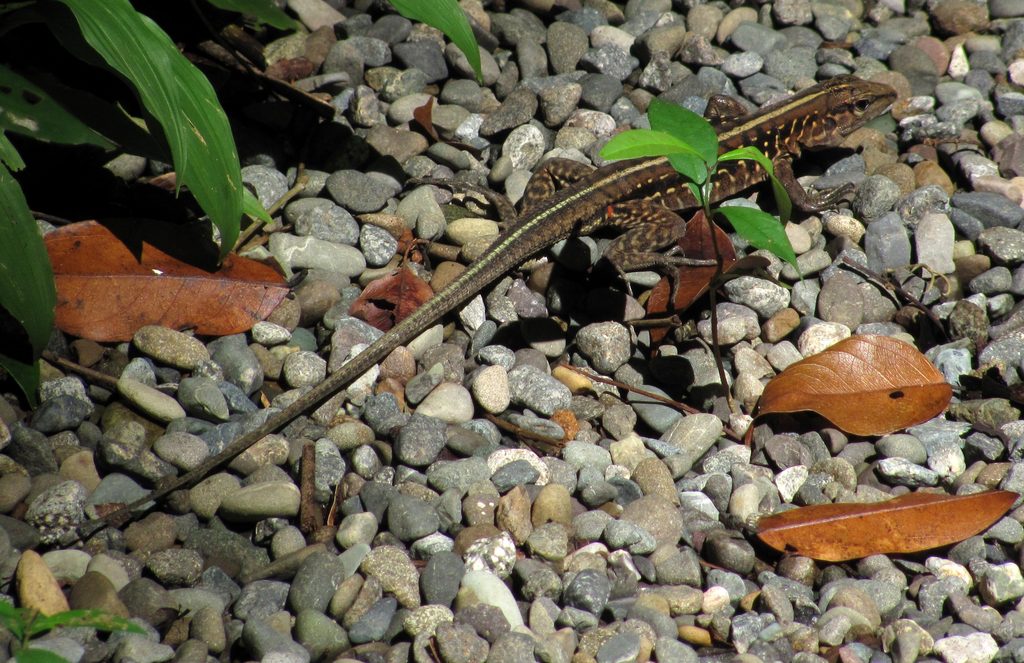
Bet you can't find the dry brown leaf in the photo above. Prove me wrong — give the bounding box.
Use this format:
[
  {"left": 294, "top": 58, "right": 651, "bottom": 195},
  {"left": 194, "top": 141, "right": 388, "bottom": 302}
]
[
  {"left": 46, "top": 220, "right": 288, "bottom": 342},
  {"left": 349, "top": 267, "right": 434, "bottom": 331},
  {"left": 646, "top": 212, "right": 735, "bottom": 344},
  {"left": 755, "top": 334, "right": 952, "bottom": 436},
  {"left": 757, "top": 490, "right": 1016, "bottom": 561}
]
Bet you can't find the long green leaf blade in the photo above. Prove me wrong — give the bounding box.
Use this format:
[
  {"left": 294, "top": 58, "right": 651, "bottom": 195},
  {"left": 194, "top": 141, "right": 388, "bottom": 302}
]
[
  {"left": 0, "top": 161, "right": 55, "bottom": 405},
  {"left": 51, "top": 0, "right": 242, "bottom": 259},
  {"left": 388, "top": 0, "right": 481, "bottom": 83},
  {"left": 715, "top": 205, "right": 797, "bottom": 270}
]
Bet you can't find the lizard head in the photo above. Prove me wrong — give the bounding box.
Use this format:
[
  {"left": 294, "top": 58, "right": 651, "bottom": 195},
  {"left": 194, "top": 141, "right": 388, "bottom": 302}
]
[{"left": 823, "top": 75, "right": 898, "bottom": 137}]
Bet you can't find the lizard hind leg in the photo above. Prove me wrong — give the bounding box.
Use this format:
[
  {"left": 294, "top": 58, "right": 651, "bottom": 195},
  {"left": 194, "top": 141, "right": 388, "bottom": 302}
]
[
  {"left": 520, "top": 158, "right": 596, "bottom": 211},
  {"left": 600, "top": 200, "right": 717, "bottom": 299}
]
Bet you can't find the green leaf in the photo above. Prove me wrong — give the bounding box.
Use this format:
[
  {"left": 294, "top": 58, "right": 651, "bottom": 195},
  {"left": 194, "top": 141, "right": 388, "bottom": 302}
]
[
  {"left": 718, "top": 146, "right": 792, "bottom": 223},
  {"left": 715, "top": 205, "right": 797, "bottom": 270},
  {"left": 0, "top": 601, "right": 27, "bottom": 641},
  {"left": 0, "top": 65, "right": 113, "bottom": 148},
  {"left": 243, "top": 189, "right": 273, "bottom": 224},
  {"left": 388, "top": 0, "right": 481, "bottom": 83},
  {"left": 48, "top": 0, "right": 243, "bottom": 260},
  {"left": 0, "top": 133, "right": 26, "bottom": 171},
  {"left": 667, "top": 152, "right": 708, "bottom": 187},
  {"left": 28, "top": 610, "right": 145, "bottom": 637},
  {"left": 204, "top": 0, "right": 298, "bottom": 29},
  {"left": 15, "top": 647, "right": 71, "bottom": 663},
  {"left": 600, "top": 129, "right": 704, "bottom": 160},
  {"left": 0, "top": 163, "right": 55, "bottom": 406},
  {"left": 648, "top": 99, "right": 718, "bottom": 166}
]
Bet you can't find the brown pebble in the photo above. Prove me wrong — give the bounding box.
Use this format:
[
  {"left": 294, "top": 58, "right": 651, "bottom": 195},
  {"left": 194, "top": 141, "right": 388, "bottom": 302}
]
[
  {"left": 69, "top": 572, "right": 130, "bottom": 617},
  {"left": 496, "top": 485, "right": 533, "bottom": 544},
  {"left": 531, "top": 482, "right": 572, "bottom": 527},
  {"left": 123, "top": 512, "right": 177, "bottom": 553},
  {"left": 762, "top": 308, "right": 800, "bottom": 343},
  {"left": 632, "top": 458, "right": 680, "bottom": 506},
  {"left": 678, "top": 625, "right": 712, "bottom": 647},
  {"left": 17, "top": 550, "right": 69, "bottom": 616},
  {"left": 875, "top": 163, "right": 916, "bottom": 195},
  {"left": 912, "top": 35, "right": 951, "bottom": 74},
  {"left": 70, "top": 339, "right": 105, "bottom": 367},
  {"left": 430, "top": 261, "right": 466, "bottom": 292},
  {"left": 267, "top": 296, "right": 301, "bottom": 331},
  {"left": 913, "top": 160, "right": 956, "bottom": 196},
  {"left": 294, "top": 278, "right": 342, "bottom": 327},
  {"left": 976, "top": 462, "right": 1011, "bottom": 488},
  {"left": 380, "top": 346, "right": 416, "bottom": 382},
  {"left": 60, "top": 450, "right": 101, "bottom": 491},
  {"left": 931, "top": 0, "right": 989, "bottom": 35},
  {"left": 955, "top": 254, "right": 992, "bottom": 285},
  {"left": 453, "top": 524, "right": 501, "bottom": 555}
]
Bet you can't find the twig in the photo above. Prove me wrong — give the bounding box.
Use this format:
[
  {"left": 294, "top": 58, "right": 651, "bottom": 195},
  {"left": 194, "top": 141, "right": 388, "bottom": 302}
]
[
  {"left": 839, "top": 257, "right": 948, "bottom": 339},
  {"left": 41, "top": 351, "right": 118, "bottom": 389},
  {"left": 702, "top": 212, "right": 736, "bottom": 413},
  {"left": 298, "top": 443, "right": 322, "bottom": 535},
  {"left": 555, "top": 362, "right": 742, "bottom": 442},
  {"left": 234, "top": 171, "right": 309, "bottom": 254},
  {"left": 483, "top": 414, "right": 565, "bottom": 455}
]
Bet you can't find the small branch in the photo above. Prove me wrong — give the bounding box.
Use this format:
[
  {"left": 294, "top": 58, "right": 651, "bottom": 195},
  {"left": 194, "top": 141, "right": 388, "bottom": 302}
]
[
  {"left": 298, "top": 443, "right": 322, "bottom": 535},
  {"left": 483, "top": 414, "right": 565, "bottom": 455},
  {"left": 234, "top": 171, "right": 309, "bottom": 254},
  {"left": 839, "top": 257, "right": 948, "bottom": 339},
  {"left": 42, "top": 351, "right": 118, "bottom": 389},
  {"left": 555, "top": 362, "right": 742, "bottom": 442},
  {"left": 701, "top": 208, "right": 736, "bottom": 413}
]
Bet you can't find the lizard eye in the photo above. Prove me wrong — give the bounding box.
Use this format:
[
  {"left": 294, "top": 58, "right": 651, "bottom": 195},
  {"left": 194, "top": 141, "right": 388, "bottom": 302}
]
[{"left": 853, "top": 98, "right": 872, "bottom": 113}]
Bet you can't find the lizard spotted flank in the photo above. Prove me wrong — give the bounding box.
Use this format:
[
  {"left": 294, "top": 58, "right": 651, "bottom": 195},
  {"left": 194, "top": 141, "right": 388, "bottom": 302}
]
[{"left": 78, "top": 74, "right": 896, "bottom": 538}]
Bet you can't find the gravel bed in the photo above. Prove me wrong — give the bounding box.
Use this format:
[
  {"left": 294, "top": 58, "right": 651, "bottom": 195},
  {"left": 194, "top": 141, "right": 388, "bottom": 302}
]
[{"left": 7, "top": 0, "right": 1024, "bottom": 662}]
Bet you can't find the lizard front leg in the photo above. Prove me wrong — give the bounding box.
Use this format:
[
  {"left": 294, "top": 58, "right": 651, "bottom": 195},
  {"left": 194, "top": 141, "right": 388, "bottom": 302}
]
[{"left": 773, "top": 156, "right": 855, "bottom": 212}]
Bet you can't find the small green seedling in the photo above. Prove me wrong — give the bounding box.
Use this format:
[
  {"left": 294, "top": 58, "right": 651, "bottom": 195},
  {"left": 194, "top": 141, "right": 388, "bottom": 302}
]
[
  {"left": 600, "top": 99, "right": 798, "bottom": 270},
  {"left": 0, "top": 602, "right": 145, "bottom": 663}
]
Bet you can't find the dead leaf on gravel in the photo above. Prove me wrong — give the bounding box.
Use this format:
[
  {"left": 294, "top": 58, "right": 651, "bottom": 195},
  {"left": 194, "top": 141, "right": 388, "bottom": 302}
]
[
  {"left": 755, "top": 334, "right": 952, "bottom": 436},
  {"left": 46, "top": 220, "right": 288, "bottom": 342},
  {"left": 348, "top": 267, "right": 433, "bottom": 331},
  {"left": 757, "top": 490, "right": 1016, "bottom": 561}
]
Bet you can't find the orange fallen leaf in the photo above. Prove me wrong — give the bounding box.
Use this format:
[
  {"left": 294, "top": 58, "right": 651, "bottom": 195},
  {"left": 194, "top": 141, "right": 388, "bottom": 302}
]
[
  {"left": 349, "top": 267, "right": 433, "bottom": 331},
  {"left": 755, "top": 335, "right": 952, "bottom": 436},
  {"left": 757, "top": 490, "right": 1016, "bottom": 561},
  {"left": 46, "top": 220, "right": 288, "bottom": 342}
]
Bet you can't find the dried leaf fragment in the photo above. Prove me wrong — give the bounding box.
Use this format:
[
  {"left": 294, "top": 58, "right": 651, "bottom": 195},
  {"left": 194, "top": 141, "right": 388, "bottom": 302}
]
[
  {"left": 756, "top": 334, "right": 952, "bottom": 436},
  {"left": 349, "top": 267, "right": 433, "bottom": 331},
  {"left": 757, "top": 490, "right": 1016, "bottom": 561}
]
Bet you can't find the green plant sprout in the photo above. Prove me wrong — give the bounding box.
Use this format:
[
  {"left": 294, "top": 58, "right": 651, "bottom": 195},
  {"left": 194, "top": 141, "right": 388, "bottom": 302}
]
[
  {"left": 0, "top": 602, "right": 145, "bottom": 663},
  {"left": 600, "top": 98, "right": 798, "bottom": 270}
]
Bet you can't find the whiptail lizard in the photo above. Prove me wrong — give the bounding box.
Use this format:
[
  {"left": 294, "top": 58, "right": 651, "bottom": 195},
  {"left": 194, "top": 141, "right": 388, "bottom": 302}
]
[{"left": 77, "top": 74, "right": 896, "bottom": 539}]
